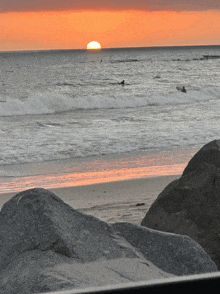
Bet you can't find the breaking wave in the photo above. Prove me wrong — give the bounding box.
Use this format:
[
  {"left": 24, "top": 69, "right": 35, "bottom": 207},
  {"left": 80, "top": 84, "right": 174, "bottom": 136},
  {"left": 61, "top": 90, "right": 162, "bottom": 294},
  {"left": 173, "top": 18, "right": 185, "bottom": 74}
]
[{"left": 0, "top": 86, "right": 220, "bottom": 117}]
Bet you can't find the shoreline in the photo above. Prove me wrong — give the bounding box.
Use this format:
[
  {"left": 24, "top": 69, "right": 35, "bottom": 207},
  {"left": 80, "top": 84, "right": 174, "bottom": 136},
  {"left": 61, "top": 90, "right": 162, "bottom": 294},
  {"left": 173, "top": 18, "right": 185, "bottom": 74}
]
[
  {"left": 0, "top": 174, "right": 180, "bottom": 224},
  {"left": 0, "top": 148, "right": 190, "bottom": 223},
  {"left": 0, "top": 148, "right": 196, "bottom": 194}
]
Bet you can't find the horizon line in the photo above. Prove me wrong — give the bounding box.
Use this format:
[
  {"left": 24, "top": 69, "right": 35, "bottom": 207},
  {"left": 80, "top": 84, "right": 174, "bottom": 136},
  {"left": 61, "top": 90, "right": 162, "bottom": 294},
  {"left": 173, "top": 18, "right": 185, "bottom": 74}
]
[{"left": 1, "top": 44, "right": 220, "bottom": 54}]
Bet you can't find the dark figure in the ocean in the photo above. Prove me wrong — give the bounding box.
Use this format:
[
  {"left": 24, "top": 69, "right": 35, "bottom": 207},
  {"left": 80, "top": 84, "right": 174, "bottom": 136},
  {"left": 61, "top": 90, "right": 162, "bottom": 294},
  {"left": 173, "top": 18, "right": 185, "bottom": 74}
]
[
  {"left": 181, "top": 86, "right": 187, "bottom": 93},
  {"left": 110, "top": 80, "right": 125, "bottom": 86},
  {"left": 176, "top": 86, "right": 187, "bottom": 93}
]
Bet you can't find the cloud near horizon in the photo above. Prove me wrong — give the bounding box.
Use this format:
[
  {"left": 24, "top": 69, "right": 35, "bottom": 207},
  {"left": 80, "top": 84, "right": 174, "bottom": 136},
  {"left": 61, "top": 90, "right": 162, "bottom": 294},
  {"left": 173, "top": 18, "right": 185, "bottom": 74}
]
[{"left": 1, "top": 0, "right": 220, "bottom": 12}]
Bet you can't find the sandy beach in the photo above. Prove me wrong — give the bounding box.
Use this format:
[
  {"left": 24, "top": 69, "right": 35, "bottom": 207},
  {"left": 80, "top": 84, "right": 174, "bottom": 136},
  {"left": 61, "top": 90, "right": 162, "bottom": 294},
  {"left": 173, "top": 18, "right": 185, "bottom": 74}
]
[
  {"left": 0, "top": 148, "right": 196, "bottom": 224},
  {"left": 0, "top": 174, "right": 179, "bottom": 225},
  {"left": 3, "top": 142, "right": 220, "bottom": 293}
]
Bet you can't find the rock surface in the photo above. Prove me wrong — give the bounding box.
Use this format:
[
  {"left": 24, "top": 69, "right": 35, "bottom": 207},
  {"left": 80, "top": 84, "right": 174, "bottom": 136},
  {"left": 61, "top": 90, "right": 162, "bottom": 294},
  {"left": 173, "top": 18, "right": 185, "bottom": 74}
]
[
  {"left": 0, "top": 188, "right": 217, "bottom": 293},
  {"left": 141, "top": 140, "right": 220, "bottom": 269},
  {"left": 112, "top": 222, "right": 217, "bottom": 276},
  {"left": 182, "top": 139, "right": 220, "bottom": 176}
]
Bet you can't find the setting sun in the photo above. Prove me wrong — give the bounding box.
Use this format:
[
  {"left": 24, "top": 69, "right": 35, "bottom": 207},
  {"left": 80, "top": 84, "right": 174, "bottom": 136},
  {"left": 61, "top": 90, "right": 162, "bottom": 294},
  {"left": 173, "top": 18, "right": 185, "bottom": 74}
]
[{"left": 87, "top": 41, "right": 101, "bottom": 50}]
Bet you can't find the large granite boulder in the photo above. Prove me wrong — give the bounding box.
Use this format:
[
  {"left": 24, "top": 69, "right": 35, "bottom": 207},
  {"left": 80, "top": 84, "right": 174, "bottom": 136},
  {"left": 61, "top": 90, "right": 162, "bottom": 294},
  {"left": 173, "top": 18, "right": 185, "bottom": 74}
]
[
  {"left": 112, "top": 222, "right": 217, "bottom": 276},
  {"left": 0, "top": 188, "right": 217, "bottom": 293},
  {"left": 141, "top": 140, "right": 220, "bottom": 269},
  {"left": 183, "top": 140, "right": 220, "bottom": 176}
]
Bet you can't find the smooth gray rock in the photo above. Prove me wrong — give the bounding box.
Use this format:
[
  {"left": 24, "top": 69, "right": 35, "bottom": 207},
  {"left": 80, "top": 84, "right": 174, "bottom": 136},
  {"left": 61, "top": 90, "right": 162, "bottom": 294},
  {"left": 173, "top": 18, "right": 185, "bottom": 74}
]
[
  {"left": 0, "top": 251, "right": 172, "bottom": 293},
  {"left": 112, "top": 222, "right": 217, "bottom": 276},
  {"left": 141, "top": 140, "right": 220, "bottom": 269},
  {"left": 0, "top": 188, "right": 217, "bottom": 293},
  {"left": 0, "top": 188, "right": 139, "bottom": 271},
  {"left": 0, "top": 188, "right": 171, "bottom": 293}
]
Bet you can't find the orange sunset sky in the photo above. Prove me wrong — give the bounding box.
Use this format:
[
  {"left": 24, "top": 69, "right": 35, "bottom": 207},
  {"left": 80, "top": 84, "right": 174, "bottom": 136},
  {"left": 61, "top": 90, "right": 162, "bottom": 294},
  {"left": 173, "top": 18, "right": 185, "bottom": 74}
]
[{"left": 0, "top": 0, "right": 220, "bottom": 51}]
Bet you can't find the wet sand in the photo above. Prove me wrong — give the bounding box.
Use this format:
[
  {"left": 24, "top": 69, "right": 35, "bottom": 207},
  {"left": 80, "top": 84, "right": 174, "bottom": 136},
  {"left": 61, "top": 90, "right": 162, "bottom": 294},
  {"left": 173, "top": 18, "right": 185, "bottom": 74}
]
[{"left": 0, "top": 174, "right": 179, "bottom": 224}]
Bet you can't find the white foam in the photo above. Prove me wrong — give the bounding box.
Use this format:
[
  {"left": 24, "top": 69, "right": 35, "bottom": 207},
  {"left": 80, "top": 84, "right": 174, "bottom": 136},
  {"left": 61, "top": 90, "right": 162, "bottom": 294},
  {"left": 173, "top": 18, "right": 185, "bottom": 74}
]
[{"left": 0, "top": 86, "right": 220, "bottom": 117}]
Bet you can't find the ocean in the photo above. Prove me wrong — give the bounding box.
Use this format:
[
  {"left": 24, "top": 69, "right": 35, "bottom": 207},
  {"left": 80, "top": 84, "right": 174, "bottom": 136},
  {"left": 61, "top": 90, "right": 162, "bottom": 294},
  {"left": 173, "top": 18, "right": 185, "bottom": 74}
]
[{"left": 0, "top": 45, "right": 220, "bottom": 193}]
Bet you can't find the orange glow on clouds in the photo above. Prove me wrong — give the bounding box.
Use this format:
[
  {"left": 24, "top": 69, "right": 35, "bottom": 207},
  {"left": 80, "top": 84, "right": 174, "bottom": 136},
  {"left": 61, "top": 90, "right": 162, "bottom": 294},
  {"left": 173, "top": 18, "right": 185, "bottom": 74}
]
[{"left": 0, "top": 10, "right": 220, "bottom": 51}]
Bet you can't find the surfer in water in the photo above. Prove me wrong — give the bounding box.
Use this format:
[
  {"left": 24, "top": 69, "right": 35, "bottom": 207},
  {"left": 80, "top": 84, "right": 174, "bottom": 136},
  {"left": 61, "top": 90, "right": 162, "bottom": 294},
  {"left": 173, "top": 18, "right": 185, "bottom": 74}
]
[
  {"left": 176, "top": 86, "right": 187, "bottom": 93},
  {"left": 110, "top": 80, "right": 125, "bottom": 86},
  {"left": 181, "top": 86, "right": 187, "bottom": 93}
]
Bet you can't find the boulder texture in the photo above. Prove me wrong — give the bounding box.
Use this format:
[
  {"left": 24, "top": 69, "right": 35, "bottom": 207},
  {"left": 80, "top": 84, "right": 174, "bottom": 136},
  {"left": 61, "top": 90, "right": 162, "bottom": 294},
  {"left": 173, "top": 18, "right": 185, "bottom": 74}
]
[
  {"left": 141, "top": 139, "right": 220, "bottom": 269},
  {"left": 0, "top": 188, "right": 217, "bottom": 293},
  {"left": 112, "top": 222, "right": 217, "bottom": 276},
  {"left": 182, "top": 139, "right": 220, "bottom": 176}
]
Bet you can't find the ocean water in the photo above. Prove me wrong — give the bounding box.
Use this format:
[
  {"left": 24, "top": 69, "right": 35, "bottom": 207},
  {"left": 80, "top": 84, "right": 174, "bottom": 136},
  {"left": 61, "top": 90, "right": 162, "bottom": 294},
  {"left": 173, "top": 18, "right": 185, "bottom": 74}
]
[{"left": 0, "top": 45, "right": 220, "bottom": 192}]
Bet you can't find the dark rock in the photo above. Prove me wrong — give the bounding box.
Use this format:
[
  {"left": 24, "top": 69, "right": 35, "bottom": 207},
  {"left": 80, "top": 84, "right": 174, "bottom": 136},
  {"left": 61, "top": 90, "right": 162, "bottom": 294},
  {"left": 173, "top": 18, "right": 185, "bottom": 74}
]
[
  {"left": 0, "top": 188, "right": 217, "bottom": 293},
  {"left": 1, "top": 250, "right": 172, "bottom": 293},
  {"left": 183, "top": 139, "right": 220, "bottom": 176},
  {"left": 112, "top": 222, "right": 217, "bottom": 276},
  {"left": 0, "top": 188, "right": 171, "bottom": 293},
  {"left": 141, "top": 140, "right": 220, "bottom": 269},
  {"left": 0, "top": 188, "right": 139, "bottom": 269}
]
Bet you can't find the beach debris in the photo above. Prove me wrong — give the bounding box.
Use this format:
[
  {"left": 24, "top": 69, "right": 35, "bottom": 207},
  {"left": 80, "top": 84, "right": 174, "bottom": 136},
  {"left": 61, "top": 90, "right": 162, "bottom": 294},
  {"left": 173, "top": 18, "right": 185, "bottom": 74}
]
[
  {"left": 141, "top": 139, "right": 220, "bottom": 270},
  {"left": 136, "top": 203, "right": 145, "bottom": 206},
  {"left": 0, "top": 187, "right": 217, "bottom": 293}
]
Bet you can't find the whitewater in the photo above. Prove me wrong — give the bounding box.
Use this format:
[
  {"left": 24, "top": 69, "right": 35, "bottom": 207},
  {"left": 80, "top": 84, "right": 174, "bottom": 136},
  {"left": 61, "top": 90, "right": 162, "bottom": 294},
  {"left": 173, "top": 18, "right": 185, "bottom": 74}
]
[{"left": 0, "top": 45, "right": 220, "bottom": 181}]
